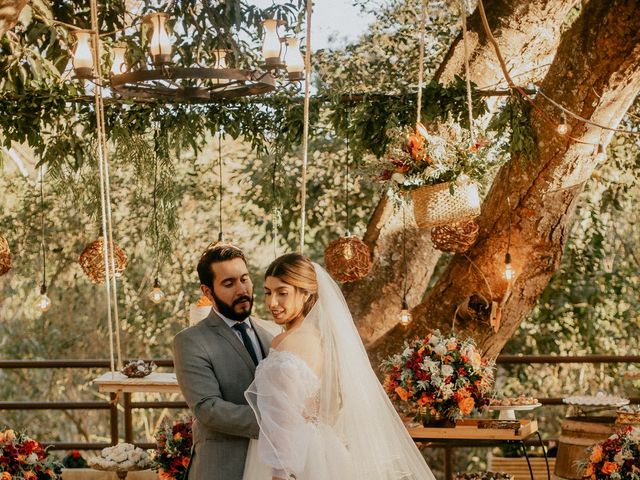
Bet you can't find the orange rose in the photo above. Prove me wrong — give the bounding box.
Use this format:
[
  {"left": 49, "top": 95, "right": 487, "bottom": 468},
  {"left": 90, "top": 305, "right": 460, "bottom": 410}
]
[
  {"left": 584, "top": 464, "right": 594, "bottom": 476},
  {"left": 601, "top": 461, "right": 618, "bottom": 474},
  {"left": 590, "top": 445, "right": 603, "bottom": 463},
  {"left": 23, "top": 472, "right": 36, "bottom": 480},
  {"left": 2, "top": 472, "right": 12, "bottom": 480},
  {"left": 182, "top": 457, "right": 190, "bottom": 467},
  {"left": 417, "top": 393, "right": 430, "bottom": 407},
  {"left": 159, "top": 470, "right": 173, "bottom": 480},
  {"left": 458, "top": 397, "right": 475, "bottom": 416},
  {"left": 395, "top": 387, "right": 410, "bottom": 402},
  {"left": 4, "top": 429, "right": 15, "bottom": 440},
  {"left": 174, "top": 432, "right": 182, "bottom": 440}
]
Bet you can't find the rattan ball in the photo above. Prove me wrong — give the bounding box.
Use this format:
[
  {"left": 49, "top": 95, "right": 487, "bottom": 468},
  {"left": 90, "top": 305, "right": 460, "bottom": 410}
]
[
  {"left": 0, "top": 234, "right": 11, "bottom": 276},
  {"left": 431, "top": 220, "right": 479, "bottom": 253},
  {"left": 79, "top": 238, "right": 128, "bottom": 284},
  {"left": 324, "top": 236, "right": 372, "bottom": 283}
]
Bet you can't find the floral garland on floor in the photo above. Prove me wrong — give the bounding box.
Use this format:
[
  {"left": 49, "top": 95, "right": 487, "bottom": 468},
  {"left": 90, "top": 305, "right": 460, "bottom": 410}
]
[
  {"left": 580, "top": 426, "right": 640, "bottom": 479},
  {"left": 0, "top": 428, "right": 62, "bottom": 479},
  {"left": 381, "top": 330, "right": 495, "bottom": 422},
  {"left": 153, "top": 419, "right": 193, "bottom": 480}
]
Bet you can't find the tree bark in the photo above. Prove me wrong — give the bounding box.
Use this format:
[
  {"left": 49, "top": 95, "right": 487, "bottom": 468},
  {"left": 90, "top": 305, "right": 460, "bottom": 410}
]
[
  {"left": 346, "top": 0, "right": 576, "bottom": 346},
  {"left": 0, "top": 0, "right": 27, "bottom": 37},
  {"left": 368, "top": 0, "right": 640, "bottom": 364}
]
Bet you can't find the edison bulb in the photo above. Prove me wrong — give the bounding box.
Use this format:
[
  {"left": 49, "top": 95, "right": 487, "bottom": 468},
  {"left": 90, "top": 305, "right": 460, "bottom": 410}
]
[
  {"left": 504, "top": 253, "right": 515, "bottom": 281},
  {"left": 557, "top": 113, "right": 569, "bottom": 135},
  {"left": 36, "top": 286, "right": 52, "bottom": 312},
  {"left": 149, "top": 278, "right": 166, "bottom": 304},
  {"left": 400, "top": 300, "right": 412, "bottom": 326}
]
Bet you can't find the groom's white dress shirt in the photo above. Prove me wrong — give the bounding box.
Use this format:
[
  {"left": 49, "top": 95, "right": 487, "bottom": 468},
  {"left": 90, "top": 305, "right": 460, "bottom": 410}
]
[{"left": 217, "top": 311, "right": 266, "bottom": 362}]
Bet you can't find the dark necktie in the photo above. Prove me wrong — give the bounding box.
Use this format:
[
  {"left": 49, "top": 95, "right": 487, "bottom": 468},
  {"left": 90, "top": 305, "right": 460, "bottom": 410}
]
[{"left": 232, "top": 322, "right": 259, "bottom": 365}]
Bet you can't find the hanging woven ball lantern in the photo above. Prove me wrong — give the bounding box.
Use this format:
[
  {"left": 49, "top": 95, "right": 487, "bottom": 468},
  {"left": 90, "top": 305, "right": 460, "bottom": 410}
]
[
  {"left": 79, "top": 238, "right": 128, "bottom": 284},
  {"left": 324, "top": 235, "right": 373, "bottom": 283},
  {"left": 0, "top": 234, "right": 11, "bottom": 277},
  {"left": 431, "top": 220, "right": 479, "bottom": 253}
]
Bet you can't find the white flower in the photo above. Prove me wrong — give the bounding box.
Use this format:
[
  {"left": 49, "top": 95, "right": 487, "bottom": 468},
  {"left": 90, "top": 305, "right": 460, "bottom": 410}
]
[
  {"left": 441, "top": 364, "right": 454, "bottom": 377},
  {"left": 26, "top": 453, "right": 38, "bottom": 464},
  {"left": 441, "top": 383, "right": 455, "bottom": 400},
  {"left": 431, "top": 375, "right": 443, "bottom": 387},
  {"left": 434, "top": 344, "right": 447, "bottom": 356},
  {"left": 402, "top": 347, "right": 414, "bottom": 357},
  {"left": 391, "top": 172, "right": 406, "bottom": 184},
  {"left": 429, "top": 335, "right": 439, "bottom": 346}
]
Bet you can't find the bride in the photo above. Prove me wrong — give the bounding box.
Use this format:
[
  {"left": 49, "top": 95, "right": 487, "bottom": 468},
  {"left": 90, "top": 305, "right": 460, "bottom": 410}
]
[{"left": 243, "top": 253, "right": 435, "bottom": 480}]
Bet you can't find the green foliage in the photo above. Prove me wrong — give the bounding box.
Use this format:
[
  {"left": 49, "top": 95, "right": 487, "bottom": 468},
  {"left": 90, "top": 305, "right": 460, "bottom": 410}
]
[{"left": 487, "top": 94, "right": 537, "bottom": 163}]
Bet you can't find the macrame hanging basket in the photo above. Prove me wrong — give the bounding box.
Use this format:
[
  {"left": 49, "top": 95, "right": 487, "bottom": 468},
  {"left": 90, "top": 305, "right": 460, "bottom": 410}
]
[
  {"left": 324, "top": 235, "right": 373, "bottom": 283},
  {"left": 0, "top": 234, "right": 11, "bottom": 277},
  {"left": 410, "top": 181, "right": 481, "bottom": 229},
  {"left": 431, "top": 220, "right": 479, "bottom": 253},
  {"left": 79, "top": 238, "right": 128, "bottom": 284}
]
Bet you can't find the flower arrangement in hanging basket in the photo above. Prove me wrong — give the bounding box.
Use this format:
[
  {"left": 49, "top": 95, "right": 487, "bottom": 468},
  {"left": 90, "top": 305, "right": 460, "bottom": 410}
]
[
  {"left": 431, "top": 220, "right": 479, "bottom": 253},
  {"left": 324, "top": 235, "right": 372, "bottom": 282},
  {"left": 79, "top": 238, "right": 128, "bottom": 284},
  {"left": 0, "top": 234, "right": 11, "bottom": 276},
  {"left": 364, "top": 122, "right": 493, "bottom": 227},
  {"left": 381, "top": 330, "right": 495, "bottom": 426}
]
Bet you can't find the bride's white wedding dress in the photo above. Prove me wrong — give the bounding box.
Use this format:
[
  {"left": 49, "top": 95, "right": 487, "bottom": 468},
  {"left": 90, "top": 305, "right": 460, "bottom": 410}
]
[{"left": 243, "top": 264, "right": 435, "bottom": 480}]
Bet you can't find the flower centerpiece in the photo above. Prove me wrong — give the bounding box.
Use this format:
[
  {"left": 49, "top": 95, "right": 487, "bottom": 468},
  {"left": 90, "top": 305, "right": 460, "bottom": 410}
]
[
  {"left": 0, "top": 427, "right": 62, "bottom": 479},
  {"left": 579, "top": 426, "right": 640, "bottom": 479},
  {"left": 364, "top": 122, "right": 493, "bottom": 228},
  {"left": 381, "top": 330, "right": 495, "bottom": 427},
  {"left": 62, "top": 450, "right": 88, "bottom": 469},
  {"left": 153, "top": 419, "right": 193, "bottom": 480}
]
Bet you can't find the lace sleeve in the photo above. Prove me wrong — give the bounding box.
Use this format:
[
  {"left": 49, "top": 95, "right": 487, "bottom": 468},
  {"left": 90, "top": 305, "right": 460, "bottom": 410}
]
[{"left": 246, "top": 351, "right": 319, "bottom": 479}]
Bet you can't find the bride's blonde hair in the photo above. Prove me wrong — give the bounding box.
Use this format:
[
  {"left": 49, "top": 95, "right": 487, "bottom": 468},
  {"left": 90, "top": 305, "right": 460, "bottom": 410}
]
[{"left": 265, "top": 253, "right": 318, "bottom": 315}]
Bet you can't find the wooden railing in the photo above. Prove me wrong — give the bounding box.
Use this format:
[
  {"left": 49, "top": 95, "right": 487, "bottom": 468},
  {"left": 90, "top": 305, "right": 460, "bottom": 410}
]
[{"left": 1, "top": 355, "right": 638, "bottom": 450}]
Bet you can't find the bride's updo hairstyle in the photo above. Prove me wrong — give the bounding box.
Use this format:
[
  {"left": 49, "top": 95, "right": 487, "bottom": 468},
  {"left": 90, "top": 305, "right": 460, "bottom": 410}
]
[{"left": 265, "top": 253, "right": 318, "bottom": 316}]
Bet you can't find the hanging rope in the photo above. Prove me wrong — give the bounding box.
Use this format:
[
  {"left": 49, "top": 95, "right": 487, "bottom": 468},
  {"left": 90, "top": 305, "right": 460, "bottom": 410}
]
[
  {"left": 152, "top": 129, "right": 160, "bottom": 279},
  {"left": 272, "top": 137, "right": 281, "bottom": 259},
  {"left": 459, "top": 0, "right": 475, "bottom": 142},
  {"left": 299, "top": 0, "right": 313, "bottom": 253},
  {"left": 39, "top": 165, "right": 46, "bottom": 291},
  {"left": 217, "top": 130, "right": 224, "bottom": 243},
  {"left": 344, "top": 119, "right": 351, "bottom": 236},
  {"left": 90, "top": 0, "right": 121, "bottom": 372},
  {"left": 416, "top": 0, "right": 427, "bottom": 126}
]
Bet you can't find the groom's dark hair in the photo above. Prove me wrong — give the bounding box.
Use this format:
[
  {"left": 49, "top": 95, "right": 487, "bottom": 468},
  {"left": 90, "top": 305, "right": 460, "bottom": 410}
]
[{"left": 197, "top": 243, "right": 247, "bottom": 290}]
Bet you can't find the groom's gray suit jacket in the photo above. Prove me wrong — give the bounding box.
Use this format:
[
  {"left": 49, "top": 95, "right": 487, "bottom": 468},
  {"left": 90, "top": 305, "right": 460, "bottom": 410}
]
[{"left": 173, "top": 310, "right": 273, "bottom": 480}]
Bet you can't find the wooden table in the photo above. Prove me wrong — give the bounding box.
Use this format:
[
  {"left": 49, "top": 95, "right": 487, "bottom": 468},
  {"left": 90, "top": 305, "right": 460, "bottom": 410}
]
[
  {"left": 409, "top": 419, "right": 550, "bottom": 480},
  {"left": 93, "top": 372, "right": 182, "bottom": 443}
]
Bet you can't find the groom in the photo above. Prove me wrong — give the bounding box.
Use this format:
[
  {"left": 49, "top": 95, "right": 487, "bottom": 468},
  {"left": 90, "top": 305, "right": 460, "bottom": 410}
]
[{"left": 173, "top": 243, "right": 275, "bottom": 480}]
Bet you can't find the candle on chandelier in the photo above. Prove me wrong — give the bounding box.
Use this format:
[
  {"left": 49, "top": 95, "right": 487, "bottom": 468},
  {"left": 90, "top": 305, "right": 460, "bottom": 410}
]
[
  {"left": 284, "top": 37, "right": 305, "bottom": 81},
  {"left": 72, "top": 30, "right": 94, "bottom": 79},
  {"left": 111, "top": 45, "right": 127, "bottom": 75},
  {"left": 262, "top": 19, "right": 283, "bottom": 68},
  {"left": 145, "top": 13, "right": 172, "bottom": 66}
]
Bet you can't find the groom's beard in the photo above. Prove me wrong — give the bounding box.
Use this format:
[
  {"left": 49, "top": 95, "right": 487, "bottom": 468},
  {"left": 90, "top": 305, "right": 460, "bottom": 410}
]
[{"left": 212, "top": 290, "right": 254, "bottom": 322}]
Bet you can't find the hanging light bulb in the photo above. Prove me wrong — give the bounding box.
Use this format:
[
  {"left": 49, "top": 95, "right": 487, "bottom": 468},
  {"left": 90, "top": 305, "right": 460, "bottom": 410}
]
[
  {"left": 145, "top": 13, "right": 172, "bottom": 66},
  {"left": 72, "top": 30, "right": 94, "bottom": 79},
  {"left": 504, "top": 252, "right": 515, "bottom": 281},
  {"left": 262, "top": 19, "right": 283, "bottom": 68},
  {"left": 35, "top": 285, "right": 52, "bottom": 312},
  {"left": 111, "top": 45, "right": 127, "bottom": 75},
  {"left": 400, "top": 299, "right": 412, "bottom": 326},
  {"left": 557, "top": 112, "right": 569, "bottom": 135},
  {"left": 595, "top": 143, "right": 607, "bottom": 163},
  {"left": 148, "top": 278, "right": 166, "bottom": 304},
  {"left": 284, "top": 37, "right": 304, "bottom": 81}
]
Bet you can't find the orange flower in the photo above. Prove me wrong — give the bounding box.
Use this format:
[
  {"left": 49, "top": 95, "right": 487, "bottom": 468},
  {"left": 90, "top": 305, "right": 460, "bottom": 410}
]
[
  {"left": 601, "top": 461, "right": 618, "bottom": 475},
  {"left": 458, "top": 397, "right": 475, "bottom": 416},
  {"left": 182, "top": 456, "right": 190, "bottom": 467},
  {"left": 590, "top": 445, "right": 603, "bottom": 463},
  {"left": 584, "top": 463, "right": 594, "bottom": 476},
  {"left": 174, "top": 432, "right": 182, "bottom": 440},
  {"left": 446, "top": 340, "right": 457, "bottom": 351},
  {"left": 159, "top": 470, "right": 173, "bottom": 480},
  {"left": 406, "top": 134, "right": 425, "bottom": 160},
  {"left": 418, "top": 346, "right": 426, "bottom": 356},
  {"left": 417, "top": 393, "right": 430, "bottom": 407},
  {"left": 395, "top": 387, "right": 410, "bottom": 402},
  {"left": 23, "top": 472, "right": 36, "bottom": 480},
  {"left": 4, "top": 429, "right": 15, "bottom": 440},
  {"left": 2, "top": 472, "right": 12, "bottom": 480}
]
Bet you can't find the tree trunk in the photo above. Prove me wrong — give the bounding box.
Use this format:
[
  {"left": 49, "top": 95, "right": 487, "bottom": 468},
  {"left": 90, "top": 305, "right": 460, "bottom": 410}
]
[
  {"left": 346, "top": 0, "right": 576, "bottom": 346},
  {"left": 0, "top": 0, "right": 27, "bottom": 37},
  {"left": 368, "top": 0, "right": 640, "bottom": 365}
]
